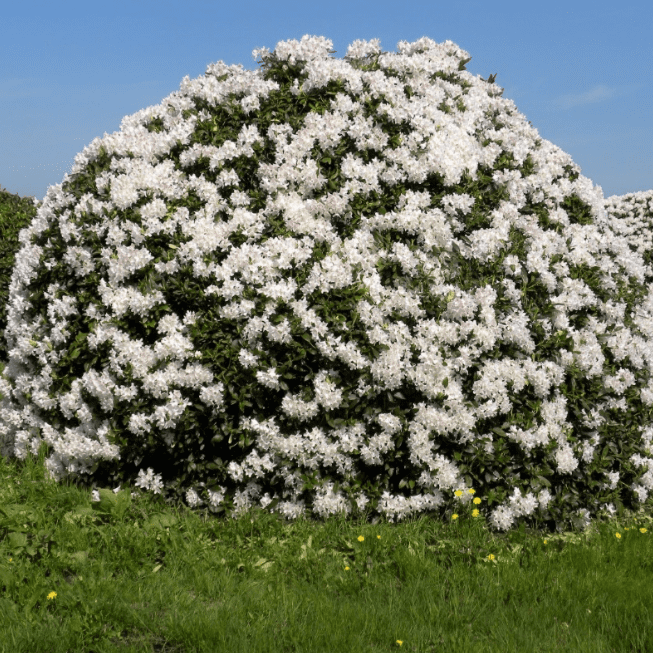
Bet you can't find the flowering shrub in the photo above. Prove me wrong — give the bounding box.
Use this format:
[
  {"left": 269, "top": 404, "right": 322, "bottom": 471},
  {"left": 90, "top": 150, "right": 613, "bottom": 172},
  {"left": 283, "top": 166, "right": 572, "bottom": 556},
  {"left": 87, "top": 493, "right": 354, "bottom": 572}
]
[{"left": 1, "top": 35, "right": 652, "bottom": 534}]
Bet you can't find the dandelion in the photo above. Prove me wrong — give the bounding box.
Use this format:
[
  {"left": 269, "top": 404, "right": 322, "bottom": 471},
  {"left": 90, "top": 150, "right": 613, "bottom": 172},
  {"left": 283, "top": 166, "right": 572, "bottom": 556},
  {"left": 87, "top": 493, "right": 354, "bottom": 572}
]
[
  {"left": 396, "top": 641, "right": 403, "bottom": 647},
  {"left": 473, "top": 498, "right": 481, "bottom": 505},
  {"left": 345, "top": 566, "right": 350, "bottom": 571},
  {"left": 615, "top": 533, "right": 621, "bottom": 539},
  {"left": 487, "top": 554, "right": 495, "bottom": 561},
  {"left": 47, "top": 591, "right": 57, "bottom": 600},
  {"left": 452, "top": 514, "right": 458, "bottom": 521},
  {"left": 640, "top": 528, "right": 647, "bottom": 534},
  {"left": 377, "top": 535, "right": 381, "bottom": 539},
  {"left": 358, "top": 536, "right": 364, "bottom": 542}
]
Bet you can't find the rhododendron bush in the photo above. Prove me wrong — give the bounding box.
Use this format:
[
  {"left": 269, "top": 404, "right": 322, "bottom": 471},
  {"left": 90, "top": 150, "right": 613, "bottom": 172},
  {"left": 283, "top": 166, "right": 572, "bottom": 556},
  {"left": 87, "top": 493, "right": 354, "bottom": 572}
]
[{"left": 1, "top": 35, "right": 653, "bottom": 535}]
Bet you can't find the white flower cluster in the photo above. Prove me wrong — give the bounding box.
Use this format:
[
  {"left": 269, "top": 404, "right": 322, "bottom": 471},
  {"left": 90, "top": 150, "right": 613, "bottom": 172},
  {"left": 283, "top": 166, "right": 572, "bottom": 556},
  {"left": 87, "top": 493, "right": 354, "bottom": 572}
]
[{"left": 1, "top": 35, "right": 653, "bottom": 533}]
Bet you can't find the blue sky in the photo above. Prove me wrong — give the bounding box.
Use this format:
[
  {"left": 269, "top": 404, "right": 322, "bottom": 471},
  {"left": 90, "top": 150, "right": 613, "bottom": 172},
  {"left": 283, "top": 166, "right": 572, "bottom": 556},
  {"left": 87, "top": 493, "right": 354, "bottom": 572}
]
[{"left": 2, "top": 0, "right": 651, "bottom": 203}]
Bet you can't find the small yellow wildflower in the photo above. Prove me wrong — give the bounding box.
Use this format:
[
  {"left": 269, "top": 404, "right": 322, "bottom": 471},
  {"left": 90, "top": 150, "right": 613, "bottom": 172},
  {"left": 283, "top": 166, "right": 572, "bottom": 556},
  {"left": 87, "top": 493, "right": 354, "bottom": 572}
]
[
  {"left": 472, "top": 509, "right": 479, "bottom": 518},
  {"left": 396, "top": 641, "right": 403, "bottom": 647},
  {"left": 47, "top": 592, "right": 57, "bottom": 600},
  {"left": 473, "top": 497, "right": 481, "bottom": 505},
  {"left": 487, "top": 554, "right": 495, "bottom": 561},
  {"left": 615, "top": 533, "right": 621, "bottom": 539},
  {"left": 377, "top": 535, "right": 381, "bottom": 539},
  {"left": 345, "top": 566, "right": 350, "bottom": 571},
  {"left": 640, "top": 528, "right": 647, "bottom": 534},
  {"left": 452, "top": 514, "right": 458, "bottom": 520},
  {"left": 358, "top": 536, "right": 364, "bottom": 542}
]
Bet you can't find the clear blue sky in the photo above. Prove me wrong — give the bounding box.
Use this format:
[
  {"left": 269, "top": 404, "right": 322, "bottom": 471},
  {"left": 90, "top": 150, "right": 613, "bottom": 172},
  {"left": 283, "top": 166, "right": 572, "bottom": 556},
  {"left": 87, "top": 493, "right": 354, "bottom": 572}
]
[{"left": 2, "top": 0, "right": 651, "bottom": 203}]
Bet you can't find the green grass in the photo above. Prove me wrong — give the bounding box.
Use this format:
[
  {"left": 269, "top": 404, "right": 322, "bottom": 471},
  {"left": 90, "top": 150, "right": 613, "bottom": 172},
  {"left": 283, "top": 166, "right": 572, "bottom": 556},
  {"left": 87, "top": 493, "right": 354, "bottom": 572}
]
[
  {"left": 0, "top": 362, "right": 652, "bottom": 653},
  {"left": 1, "top": 189, "right": 653, "bottom": 652}
]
